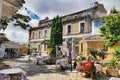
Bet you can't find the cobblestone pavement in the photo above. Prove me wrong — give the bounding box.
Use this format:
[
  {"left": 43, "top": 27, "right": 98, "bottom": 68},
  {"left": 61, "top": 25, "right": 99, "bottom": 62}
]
[{"left": 2, "top": 58, "right": 110, "bottom": 80}]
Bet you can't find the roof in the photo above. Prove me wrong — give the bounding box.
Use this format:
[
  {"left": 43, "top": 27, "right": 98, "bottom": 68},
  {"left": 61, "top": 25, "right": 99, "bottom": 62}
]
[
  {"left": 0, "top": 37, "right": 9, "bottom": 43},
  {"left": 5, "top": 41, "right": 20, "bottom": 49},
  {"left": 85, "top": 34, "right": 105, "bottom": 41},
  {"left": 4, "top": 0, "right": 25, "bottom": 7}
]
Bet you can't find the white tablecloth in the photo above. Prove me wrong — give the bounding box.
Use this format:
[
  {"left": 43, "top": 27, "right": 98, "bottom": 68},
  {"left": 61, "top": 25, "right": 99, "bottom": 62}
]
[
  {"left": 36, "top": 56, "right": 49, "bottom": 64},
  {"left": 0, "top": 68, "right": 27, "bottom": 80},
  {"left": 56, "top": 59, "right": 68, "bottom": 66}
]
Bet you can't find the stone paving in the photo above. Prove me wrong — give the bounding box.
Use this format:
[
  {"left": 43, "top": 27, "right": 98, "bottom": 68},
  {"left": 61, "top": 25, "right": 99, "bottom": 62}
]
[{"left": 1, "top": 58, "right": 111, "bottom": 80}]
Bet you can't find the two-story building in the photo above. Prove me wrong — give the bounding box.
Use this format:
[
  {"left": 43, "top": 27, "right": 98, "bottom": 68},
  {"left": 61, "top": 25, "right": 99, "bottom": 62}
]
[
  {"left": 0, "top": 33, "right": 20, "bottom": 59},
  {"left": 29, "top": 2, "right": 107, "bottom": 57}
]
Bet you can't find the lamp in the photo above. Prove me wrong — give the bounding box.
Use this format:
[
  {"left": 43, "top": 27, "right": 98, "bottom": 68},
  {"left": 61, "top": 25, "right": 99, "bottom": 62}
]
[{"left": 0, "top": 20, "right": 8, "bottom": 31}]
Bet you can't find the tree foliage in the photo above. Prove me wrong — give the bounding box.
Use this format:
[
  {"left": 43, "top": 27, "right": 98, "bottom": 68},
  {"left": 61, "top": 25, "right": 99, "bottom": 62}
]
[
  {"left": 110, "top": 6, "right": 119, "bottom": 14},
  {"left": 113, "top": 46, "right": 120, "bottom": 58},
  {"left": 108, "top": 46, "right": 120, "bottom": 69},
  {"left": 100, "top": 12, "right": 120, "bottom": 46},
  {"left": 88, "top": 47, "right": 98, "bottom": 59},
  {"left": 50, "top": 15, "right": 63, "bottom": 56},
  {"left": 10, "top": 13, "right": 31, "bottom": 30},
  {"left": 88, "top": 47, "right": 106, "bottom": 60},
  {"left": 50, "top": 15, "right": 63, "bottom": 48}
]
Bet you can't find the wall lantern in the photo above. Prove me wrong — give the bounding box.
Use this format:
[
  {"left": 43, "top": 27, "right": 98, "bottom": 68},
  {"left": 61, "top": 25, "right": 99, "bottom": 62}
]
[{"left": 0, "top": 20, "right": 8, "bottom": 30}]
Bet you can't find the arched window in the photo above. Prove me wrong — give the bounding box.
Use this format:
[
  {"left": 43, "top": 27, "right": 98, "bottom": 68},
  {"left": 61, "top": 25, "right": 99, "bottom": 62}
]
[
  {"left": 65, "top": 16, "right": 70, "bottom": 21},
  {"left": 38, "top": 31, "right": 41, "bottom": 38},
  {"left": 73, "top": 15, "right": 78, "bottom": 19},
  {"left": 31, "top": 31, "right": 34, "bottom": 39},
  {"left": 67, "top": 25, "right": 71, "bottom": 34}
]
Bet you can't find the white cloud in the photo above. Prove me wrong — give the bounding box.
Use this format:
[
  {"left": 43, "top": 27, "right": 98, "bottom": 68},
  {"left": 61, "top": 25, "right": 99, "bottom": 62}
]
[
  {"left": 29, "top": 19, "right": 39, "bottom": 27},
  {"left": 0, "top": 23, "right": 28, "bottom": 44}
]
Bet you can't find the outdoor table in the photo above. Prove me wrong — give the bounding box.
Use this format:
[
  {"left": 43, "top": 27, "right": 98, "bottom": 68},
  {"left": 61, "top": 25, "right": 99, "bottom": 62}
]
[
  {"left": 36, "top": 56, "right": 49, "bottom": 64},
  {"left": 0, "top": 68, "right": 27, "bottom": 80},
  {"left": 56, "top": 58, "right": 68, "bottom": 67}
]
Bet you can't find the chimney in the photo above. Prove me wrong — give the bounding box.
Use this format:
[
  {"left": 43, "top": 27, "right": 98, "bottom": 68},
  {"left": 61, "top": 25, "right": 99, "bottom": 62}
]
[{"left": 94, "top": 2, "right": 99, "bottom": 7}]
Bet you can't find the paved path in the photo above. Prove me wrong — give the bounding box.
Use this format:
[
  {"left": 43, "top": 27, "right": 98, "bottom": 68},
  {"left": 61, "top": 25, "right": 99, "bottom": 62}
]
[{"left": 2, "top": 58, "right": 110, "bottom": 80}]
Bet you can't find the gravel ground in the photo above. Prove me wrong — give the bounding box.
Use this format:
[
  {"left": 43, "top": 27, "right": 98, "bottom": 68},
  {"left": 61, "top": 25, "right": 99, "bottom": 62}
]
[{"left": 1, "top": 58, "right": 112, "bottom": 80}]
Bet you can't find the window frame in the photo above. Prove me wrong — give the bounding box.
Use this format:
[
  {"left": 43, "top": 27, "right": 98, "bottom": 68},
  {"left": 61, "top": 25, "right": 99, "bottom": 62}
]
[
  {"left": 65, "top": 16, "right": 70, "bottom": 21},
  {"left": 73, "top": 15, "right": 78, "bottom": 19},
  {"left": 78, "top": 21, "right": 85, "bottom": 33},
  {"left": 31, "top": 31, "right": 34, "bottom": 39},
  {"left": 44, "top": 29, "right": 47, "bottom": 37},
  {"left": 38, "top": 30, "right": 41, "bottom": 38},
  {"left": 66, "top": 23, "right": 72, "bottom": 34},
  {"left": 37, "top": 43, "right": 41, "bottom": 52}
]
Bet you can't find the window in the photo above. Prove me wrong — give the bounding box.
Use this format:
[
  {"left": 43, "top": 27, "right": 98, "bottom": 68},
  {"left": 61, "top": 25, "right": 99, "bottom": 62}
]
[
  {"left": 81, "top": 43, "right": 83, "bottom": 52},
  {"left": 44, "top": 30, "right": 47, "bottom": 37},
  {"left": 82, "top": 12, "right": 88, "bottom": 17},
  {"left": 80, "top": 23, "right": 85, "bottom": 32},
  {"left": 38, "top": 31, "right": 41, "bottom": 38},
  {"left": 94, "top": 20, "right": 103, "bottom": 27},
  {"left": 75, "top": 46, "right": 79, "bottom": 53},
  {"left": 65, "top": 16, "right": 70, "bottom": 21},
  {"left": 73, "top": 15, "right": 78, "bottom": 19},
  {"left": 67, "top": 25, "right": 71, "bottom": 34},
  {"left": 44, "top": 44, "right": 47, "bottom": 51},
  {"left": 31, "top": 32, "right": 34, "bottom": 39},
  {"left": 38, "top": 44, "right": 41, "bottom": 52},
  {"left": 41, "top": 23, "right": 46, "bottom": 27}
]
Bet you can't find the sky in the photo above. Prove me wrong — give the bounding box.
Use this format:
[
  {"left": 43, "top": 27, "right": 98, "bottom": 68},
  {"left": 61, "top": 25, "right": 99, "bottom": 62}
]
[{"left": 1, "top": 0, "right": 120, "bottom": 44}]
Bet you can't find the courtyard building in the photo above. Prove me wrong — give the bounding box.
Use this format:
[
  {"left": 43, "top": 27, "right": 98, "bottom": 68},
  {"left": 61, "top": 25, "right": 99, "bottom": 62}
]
[
  {"left": 29, "top": 2, "right": 107, "bottom": 58},
  {"left": 0, "top": 0, "right": 25, "bottom": 59},
  {"left": 0, "top": 33, "right": 20, "bottom": 59}
]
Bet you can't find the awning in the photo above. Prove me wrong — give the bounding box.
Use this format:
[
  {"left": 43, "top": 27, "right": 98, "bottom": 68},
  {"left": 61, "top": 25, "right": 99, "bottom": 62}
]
[
  {"left": 0, "top": 37, "right": 9, "bottom": 43},
  {"left": 6, "top": 45, "right": 19, "bottom": 49}
]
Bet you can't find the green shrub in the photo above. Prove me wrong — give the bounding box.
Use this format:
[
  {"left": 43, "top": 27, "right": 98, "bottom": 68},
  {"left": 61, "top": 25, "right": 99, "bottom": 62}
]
[
  {"left": 77, "top": 57, "right": 86, "bottom": 63},
  {"left": 113, "top": 46, "right": 120, "bottom": 58},
  {"left": 88, "top": 48, "right": 98, "bottom": 59},
  {"left": 102, "top": 62, "right": 110, "bottom": 67}
]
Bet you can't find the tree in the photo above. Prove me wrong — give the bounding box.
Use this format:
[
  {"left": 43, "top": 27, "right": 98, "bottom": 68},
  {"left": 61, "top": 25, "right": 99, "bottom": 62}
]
[
  {"left": 50, "top": 15, "right": 63, "bottom": 56},
  {"left": 113, "top": 46, "right": 120, "bottom": 58},
  {"left": 88, "top": 47, "right": 106, "bottom": 61},
  {"left": 110, "top": 6, "right": 119, "bottom": 14},
  {"left": 88, "top": 47, "right": 98, "bottom": 60},
  {"left": 108, "top": 46, "right": 120, "bottom": 69},
  {"left": 100, "top": 12, "right": 120, "bottom": 46},
  {"left": 50, "top": 18, "right": 56, "bottom": 48},
  {"left": 8, "top": 13, "right": 31, "bottom": 30}
]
